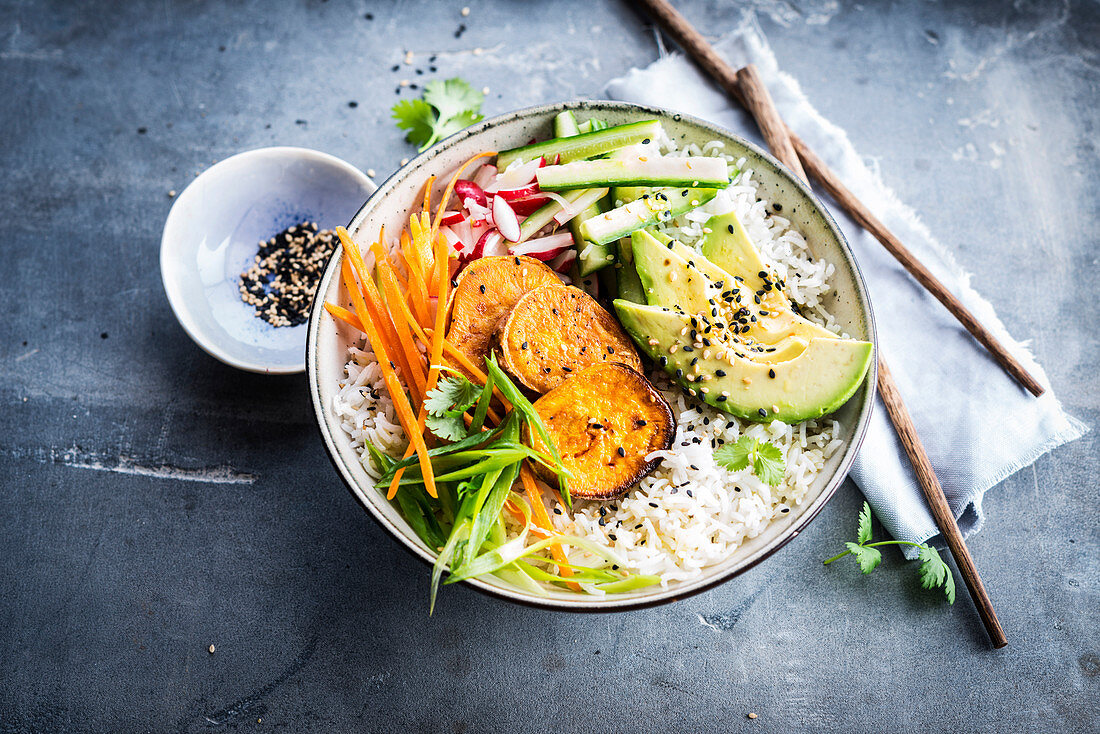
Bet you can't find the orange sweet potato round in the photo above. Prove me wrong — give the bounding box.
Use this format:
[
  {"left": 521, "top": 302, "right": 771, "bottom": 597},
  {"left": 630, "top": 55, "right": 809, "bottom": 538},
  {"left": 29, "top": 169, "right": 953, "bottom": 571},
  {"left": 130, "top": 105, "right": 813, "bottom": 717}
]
[
  {"left": 445, "top": 255, "right": 560, "bottom": 378},
  {"left": 494, "top": 283, "right": 642, "bottom": 394},
  {"left": 529, "top": 363, "right": 675, "bottom": 501}
]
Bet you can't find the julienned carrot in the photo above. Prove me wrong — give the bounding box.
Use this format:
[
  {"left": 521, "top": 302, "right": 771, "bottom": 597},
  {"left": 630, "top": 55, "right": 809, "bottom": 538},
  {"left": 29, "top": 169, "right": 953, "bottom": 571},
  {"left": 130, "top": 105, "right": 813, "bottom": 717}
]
[
  {"left": 407, "top": 217, "right": 435, "bottom": 315},
  {"left": 422, "top": 231, "right": 451, "bottom": 416},
  {"left": 338, "top": 228, "right": 425, "bottom": 409},
  {"left": 325, "top": 302, "right": 364, "bottom": 331},
  {"left": 341, "top": 258, "right": 437, "bottom": 499},
  {"left": 400, "top": 229, "right": 431, "bottom": 326},
  {"left": 360, "top": 227, "right": 429, "bottom": 402},
  {"left": 520, "top": 464, "right": 578, "bottom": 590}
]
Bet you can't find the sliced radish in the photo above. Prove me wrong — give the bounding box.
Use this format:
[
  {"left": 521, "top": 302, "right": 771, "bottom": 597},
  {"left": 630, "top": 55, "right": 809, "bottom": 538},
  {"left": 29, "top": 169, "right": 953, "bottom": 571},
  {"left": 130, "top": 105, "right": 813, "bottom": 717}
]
[
  {"left": 482, "top": 230, "right": 509, "bottom": 257},
  {"left": 462, "top": 196, "right": 492, "bottom": 222},
  {"left": 549, "top": 249, "right": 577, "bottom": 273},
  {"left": 487, "top": 158, "right": 542, "bottom": 192},
  {"left": 509, "top": 231, "right": 574, "bottom": 261},
  {"left": 454, "top": 180, "right": 488, "bottom": 208},
  {"left": 493, "top": 196, "right": 521, "bottom": 242},
  {"left": 439, "top": 210, "right": 465, "bottom": 226},
  {"left": 508, "top": 196, "right": 549, "bottom": 216},
  {"left": 496, "top": 183, "right": 541, "bottom": 201},
  {"left": 439, "top": 226, "right": 462, "bottom": 253},
  {"left": 472, "top": 164, "right": 497, "bottom": 190},
  {"left": 470, "top": 228, "right": 495, "bottom": 260}
]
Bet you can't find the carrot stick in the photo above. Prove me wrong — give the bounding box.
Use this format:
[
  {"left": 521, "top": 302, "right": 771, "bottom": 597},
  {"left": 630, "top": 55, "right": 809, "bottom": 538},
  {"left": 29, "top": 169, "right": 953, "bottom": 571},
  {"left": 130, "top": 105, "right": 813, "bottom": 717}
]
[
  {"left": 407, "top": 217, "right": 435, "bottom": 316},
  {"left": 324, "top": 302, "right": 364, "bottom": 332},
  {"left": 341, "top": 258, "right": 437, "bottom": 499},
  {"left": 338, "top": 228, "right": 425, "bottom": 409},
  {"left": 520, "top": 465, "right": 578, "bottom": 590},
  {"left": 400, "top": 229, "right": 431, "bottom": 326},
  {"left": 422, "top": 231, "right": 451, "bottom": 407}
]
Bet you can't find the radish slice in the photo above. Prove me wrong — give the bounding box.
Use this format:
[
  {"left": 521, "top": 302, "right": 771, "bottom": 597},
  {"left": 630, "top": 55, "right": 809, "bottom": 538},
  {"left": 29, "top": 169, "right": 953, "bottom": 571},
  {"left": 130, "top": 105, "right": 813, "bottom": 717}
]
[
  {"left": 487, "top": 158, "right": 542, "bottom": 192},
  {"left": 454, "top": 180, "right": 488, "bottom": 208},
  {"left": 549, "top": 249, "right": 577, "bottom": 273},
  {"left": 509, "top": 231, "right": 574, "bottom": 261},
  {"left": 508, "top": 196, "right": 549, "bottom": 217},
  {"left": 439, "top": 226, "right": 462, "bottom": 252},
  {"left": 463, "top": 196, "right": 492, "bottom": 222},
  {"left": 482, "top": 231, "right": 509, "bottom": 257},
  {"left": 472, "top": 164, "right": 497, "bottom": 190},
  {"left": 493, "top": 196, "right": 521, "bottom": 242},
  {"left": 470, "top": 228, "right": 495, "bottom": 260},
  {"left": 439, "top": 210, "right": 465, "bottom": 226},
  {"left": 496, "top": 183, "right": 541, "bottom": 201}
]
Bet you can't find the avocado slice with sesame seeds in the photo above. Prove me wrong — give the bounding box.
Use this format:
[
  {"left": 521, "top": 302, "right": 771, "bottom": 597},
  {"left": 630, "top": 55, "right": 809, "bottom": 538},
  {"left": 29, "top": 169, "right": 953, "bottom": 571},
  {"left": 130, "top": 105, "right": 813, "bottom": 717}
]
[
  {"left": 614, "top": 300, "right": 873, "bottom": 423},
  {"left": 615, "top": 227, "right": 872, "bottom": 422},
  {"left": 631, "top": 229, "right": 838, "bottom": 346}
]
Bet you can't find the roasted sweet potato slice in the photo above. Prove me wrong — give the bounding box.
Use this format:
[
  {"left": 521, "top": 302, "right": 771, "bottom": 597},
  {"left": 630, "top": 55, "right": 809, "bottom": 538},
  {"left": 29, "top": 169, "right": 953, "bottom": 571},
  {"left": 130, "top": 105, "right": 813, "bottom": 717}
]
[
  {"left": 445, "top": 255, "right": 560, "bottom": 378},
  {"left": 529, "top": 363, "right": 674, "bottom": 501},
  {"left": 494, "top": 283, "right": 642, "bottom": 393}
]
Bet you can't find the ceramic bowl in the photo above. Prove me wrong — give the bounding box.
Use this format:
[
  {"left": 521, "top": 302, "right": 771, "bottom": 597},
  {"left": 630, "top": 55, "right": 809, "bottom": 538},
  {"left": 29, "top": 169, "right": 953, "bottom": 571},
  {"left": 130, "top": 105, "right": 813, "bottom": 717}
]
[
  {"left": 161, "top": 146, "right": 376, "bottom": 374},
  {"left": 307, "top": 101, "right": 877, "bottom": 609}
]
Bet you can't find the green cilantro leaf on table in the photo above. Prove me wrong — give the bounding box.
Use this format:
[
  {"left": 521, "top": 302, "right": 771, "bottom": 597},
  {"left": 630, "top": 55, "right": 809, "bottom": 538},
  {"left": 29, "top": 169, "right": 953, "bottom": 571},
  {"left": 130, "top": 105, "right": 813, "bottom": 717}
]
[
  {"left": 824, "top": 501, "right": 956, "bottom": 604},
  {"left": 714, "top": 435, "right": 786, "bottom": 486},
  {"left": 423, "top": 375, "right": 480, "bottom": 442},
  {"left": 392, "top": 78, "right": 485, "bottom": 151}
]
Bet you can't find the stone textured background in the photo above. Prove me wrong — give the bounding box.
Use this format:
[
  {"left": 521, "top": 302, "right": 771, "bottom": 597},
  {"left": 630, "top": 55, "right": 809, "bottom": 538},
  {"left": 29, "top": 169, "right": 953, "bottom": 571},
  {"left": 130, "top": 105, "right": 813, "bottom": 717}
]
[{"left": 1, "top": 1, "right": 1096, "bottom": 731}]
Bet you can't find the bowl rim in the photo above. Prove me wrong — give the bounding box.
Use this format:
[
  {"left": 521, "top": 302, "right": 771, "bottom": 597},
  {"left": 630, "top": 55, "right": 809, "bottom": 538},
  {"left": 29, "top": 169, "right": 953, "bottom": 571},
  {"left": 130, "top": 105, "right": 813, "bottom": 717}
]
[
  {"left": 306, "top": 100, "right": 878, "bottom": 611},
  {"left": 160, "top": 145, "right": 376, "bottom": 375}
]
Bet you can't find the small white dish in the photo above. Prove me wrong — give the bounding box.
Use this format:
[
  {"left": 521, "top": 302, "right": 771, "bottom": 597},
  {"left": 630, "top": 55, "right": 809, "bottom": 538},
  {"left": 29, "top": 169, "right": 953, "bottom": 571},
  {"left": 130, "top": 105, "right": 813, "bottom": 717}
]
[{"left": 161, "top": 146, "right": 376, "bottom": 374}]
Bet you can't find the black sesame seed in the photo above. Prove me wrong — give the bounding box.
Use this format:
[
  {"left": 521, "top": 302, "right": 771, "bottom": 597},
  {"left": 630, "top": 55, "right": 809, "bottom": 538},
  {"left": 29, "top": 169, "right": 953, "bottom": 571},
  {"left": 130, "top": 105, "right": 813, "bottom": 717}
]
[
  {"left": 617, "top": 447, "right": 626, "bottom": 457},
  {"left": 768, "top": 369, "right": 776, "bottom": 379},
  {"left": 479, "top": 284, "right": 486, "bottom": 293},
  {"left": 521, "top": 341, "right": 528, "bottom": 349},
  {"left": 727, "top": 224, "right": 734, "bottom": 234},
  {"left": 758, "top": 408, "right": 768, "bottom": 417}
]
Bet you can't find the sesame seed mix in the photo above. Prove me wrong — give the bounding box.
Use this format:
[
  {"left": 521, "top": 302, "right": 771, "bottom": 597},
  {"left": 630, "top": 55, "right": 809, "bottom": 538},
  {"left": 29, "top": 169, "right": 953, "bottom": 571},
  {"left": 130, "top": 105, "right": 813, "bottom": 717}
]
[{"left": 237, "top": 221, "right": 336, "bottom": 327}]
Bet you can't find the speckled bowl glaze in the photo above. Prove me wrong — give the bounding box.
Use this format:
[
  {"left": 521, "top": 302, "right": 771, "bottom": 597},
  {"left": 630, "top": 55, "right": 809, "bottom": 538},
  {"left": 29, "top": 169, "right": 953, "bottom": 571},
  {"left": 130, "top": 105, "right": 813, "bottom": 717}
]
[{"left": 307, "top": 101, "right": 877, "bottom": 610}]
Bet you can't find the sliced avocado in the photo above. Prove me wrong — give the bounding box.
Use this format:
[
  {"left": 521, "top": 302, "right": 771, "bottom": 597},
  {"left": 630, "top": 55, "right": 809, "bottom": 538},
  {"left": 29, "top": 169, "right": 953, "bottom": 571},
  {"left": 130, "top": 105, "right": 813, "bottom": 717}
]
[
  {"left": 631, "top": 229, "right": 837, "bottom": 347},
  {"left": 615, "top": 236, "right": 646, "bottom": 304},
  {"left": 614, "top": 301, "right": 873, "bottom": 423},
  {"left": 699, "top": 211, "right": 771, "bottom": 290}
]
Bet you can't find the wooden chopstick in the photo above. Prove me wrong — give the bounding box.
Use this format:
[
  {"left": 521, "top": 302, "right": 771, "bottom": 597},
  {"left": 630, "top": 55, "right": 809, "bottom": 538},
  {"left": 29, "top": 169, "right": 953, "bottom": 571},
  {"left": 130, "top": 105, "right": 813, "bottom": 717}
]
[
  {"left": 634, "top": 0, "right": 1044, "bottom": 399},
  {"left": 732, "top": 60, "right": 1008, "bottom": 648}
]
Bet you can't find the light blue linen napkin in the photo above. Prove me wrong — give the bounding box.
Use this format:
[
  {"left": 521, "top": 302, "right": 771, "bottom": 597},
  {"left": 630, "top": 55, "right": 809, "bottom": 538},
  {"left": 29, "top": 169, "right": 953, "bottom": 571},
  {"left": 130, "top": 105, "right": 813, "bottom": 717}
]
[{"left": 605, "top": 15, "right": 1087, "bottom": 555}]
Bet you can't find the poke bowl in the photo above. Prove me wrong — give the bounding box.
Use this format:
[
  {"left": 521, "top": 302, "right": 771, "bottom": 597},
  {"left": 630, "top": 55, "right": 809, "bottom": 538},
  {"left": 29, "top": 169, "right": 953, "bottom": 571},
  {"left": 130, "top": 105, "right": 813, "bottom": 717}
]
[{"left": 307, "top": 100, "right": 877, "bottom": 611}]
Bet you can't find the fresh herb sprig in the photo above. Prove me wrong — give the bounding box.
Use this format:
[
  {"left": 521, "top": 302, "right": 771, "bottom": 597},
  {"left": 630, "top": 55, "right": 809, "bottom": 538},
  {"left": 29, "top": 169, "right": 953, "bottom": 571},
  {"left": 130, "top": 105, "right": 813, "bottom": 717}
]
[
  {"left": 424, "top": 375, "right": 481, "bottom": 441},
  {"left": 824, "top": 502, "right": 956, "bottom": 604},
  {"left": 392, "top": 77, "right": 485, "bottom": 151},
  {"left": 714, "top": 434, "right": 786, "bottom": 486}
]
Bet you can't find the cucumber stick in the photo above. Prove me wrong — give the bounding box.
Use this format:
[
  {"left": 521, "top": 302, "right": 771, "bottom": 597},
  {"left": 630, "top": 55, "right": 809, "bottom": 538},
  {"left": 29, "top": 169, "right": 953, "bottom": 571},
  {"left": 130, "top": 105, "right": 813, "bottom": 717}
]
[
  {"left": 552, "top": 111, "right": 613, "bottom": 275},
  {"left": 516, "top": 187, "right": 608, "bottom": 242},
  {"left": 537, "top": 156, "right": 729, "bottom": 191},
  {"left": 496, "top": 119, "right": 661, "bottom": 170},
  {"left": 579, "top": 188, "right": 719, "bottom": 246}
]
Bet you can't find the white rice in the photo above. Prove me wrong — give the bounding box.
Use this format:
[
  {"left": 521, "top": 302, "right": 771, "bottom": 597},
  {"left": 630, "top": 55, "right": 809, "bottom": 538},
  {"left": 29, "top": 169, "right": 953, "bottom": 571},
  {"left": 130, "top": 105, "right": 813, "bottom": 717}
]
[{"left": 333, "top": 135, "right": 846, "bottom": 590}]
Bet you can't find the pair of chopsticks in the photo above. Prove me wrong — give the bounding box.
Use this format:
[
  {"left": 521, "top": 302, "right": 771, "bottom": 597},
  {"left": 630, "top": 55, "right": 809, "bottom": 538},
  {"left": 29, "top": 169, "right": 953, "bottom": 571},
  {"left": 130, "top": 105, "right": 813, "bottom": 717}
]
[{"left": 637, "top": 0, "right": 1014, "bottom": 648}]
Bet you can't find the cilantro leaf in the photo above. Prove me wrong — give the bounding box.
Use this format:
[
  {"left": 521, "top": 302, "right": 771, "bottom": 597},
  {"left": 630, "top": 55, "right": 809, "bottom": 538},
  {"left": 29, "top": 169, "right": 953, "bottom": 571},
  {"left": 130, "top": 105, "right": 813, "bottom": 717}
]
[
  {"left": 714, "top": 435, "right": 785, "bottom": 485},
  {"left": 824, "top": 502, "right": 957, "bottom": 606},
  {"left": 425, "top": 412, "right": 467, "bottom": 442},
  {"left": 846, "top": 542, "right": 882, "bottom": 574},
  {"left": 752, "top": 440, "right": 786, "bottom": 486},
  {"left": 424, "top": 376, "right": 479, "bottom": 417},
  {"left": 857, "top": 501, "right": 873, "bottom": 545},
  {"left": 391, "top": 98, "right": 436, "bottom": 149},
  {"left": 392, "top": 77, "right": 485, "bottom": 151},
  {"left": 917, "top": 545, "right": 955, "bottom": 604},
  {"left": 423, "top": 78, "right": 483, "bottom": 122},
  {"left": 714, "top": 435, "right": 753, "bottom": 472}
]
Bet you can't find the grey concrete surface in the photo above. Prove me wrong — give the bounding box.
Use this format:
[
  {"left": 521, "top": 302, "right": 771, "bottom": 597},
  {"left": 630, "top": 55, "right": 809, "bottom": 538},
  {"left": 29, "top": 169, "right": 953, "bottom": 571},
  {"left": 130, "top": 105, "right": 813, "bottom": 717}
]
[{"left": 1, "top": 1, "right": 1097, "bottom": 731}]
